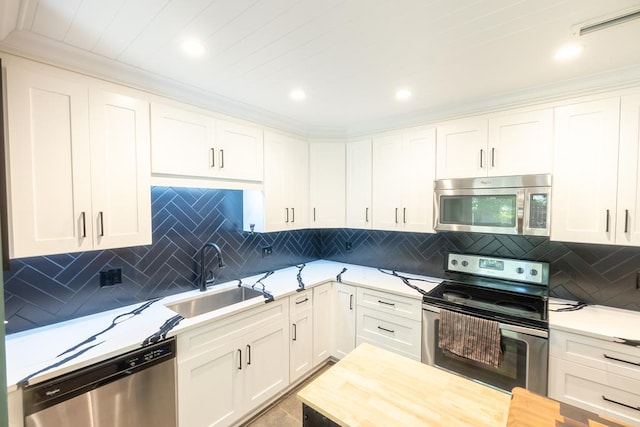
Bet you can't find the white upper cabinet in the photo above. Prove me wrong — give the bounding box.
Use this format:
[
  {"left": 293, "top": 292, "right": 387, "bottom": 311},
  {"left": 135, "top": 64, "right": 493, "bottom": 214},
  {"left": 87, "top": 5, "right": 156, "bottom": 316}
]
[
  {"left": 436, "top": 118, "right": 487, "bottom": 179},
  {"left": 372, "top": 127, "right": 436, "bottom": 232},
  {"left": 309, "top": 142, "right": 346, "bottom": 228},
  {"left": 436, "top": 110, "right": 553, "bottom": 179},
  {"left": 151, "top": 103, "right": 263, "bottom": 182},
  {"left": 345, "top": 139, "right": 372, "bottom": 229},
  {"left": 487, "top": 109, "right": 553, "bottom": 176},
  {"left": 616, "top": 94, "right": 640, "bottom": 246},
  {"left": 5, "top": 57, "right": 151, "bottom": 258},
  {"left": 552, "top": 98, "right": 621, "bottom": 245},
  {"left": 243, "top": 131, "right": 309, "bottom": 232}
]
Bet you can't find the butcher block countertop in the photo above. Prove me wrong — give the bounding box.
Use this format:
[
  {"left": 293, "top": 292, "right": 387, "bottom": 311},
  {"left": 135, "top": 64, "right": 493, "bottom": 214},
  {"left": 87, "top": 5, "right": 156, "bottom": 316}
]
[{"left": 297, "top": 343, "right": 511, "bottom": 427}]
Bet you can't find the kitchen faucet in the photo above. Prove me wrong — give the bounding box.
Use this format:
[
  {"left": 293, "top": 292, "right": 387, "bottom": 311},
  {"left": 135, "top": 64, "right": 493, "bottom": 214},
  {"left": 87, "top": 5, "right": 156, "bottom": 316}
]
[{"left": 198, "top": 243, "right": 226, "bottom": 292}]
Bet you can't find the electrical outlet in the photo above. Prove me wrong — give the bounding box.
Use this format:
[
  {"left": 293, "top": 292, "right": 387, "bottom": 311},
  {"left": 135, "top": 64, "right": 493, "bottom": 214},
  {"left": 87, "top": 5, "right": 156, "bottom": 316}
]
[
  {"left": 99, "top": 268, "right": 122, "bottom": 287},
  {"left": 345, "top": 241, "right": 352, "bottom": 251},
  {"left": 262, "top": 246, "right": 273, "bottom": 257}
]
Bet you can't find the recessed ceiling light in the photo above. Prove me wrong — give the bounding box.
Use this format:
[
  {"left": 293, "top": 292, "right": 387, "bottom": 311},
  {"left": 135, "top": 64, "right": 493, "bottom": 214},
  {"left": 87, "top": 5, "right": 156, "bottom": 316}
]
[
  {"left": 395, "top": 88, "right": 412, "bottom": 100},
  {"left": 182, "top": 38, "right": 205, "bottom": 56},
  {"left": 555, "top": 43, "right": 583, "bottom": 61},
  {"left": 290, "top": 89, "right": 306, "bottom": 101}
]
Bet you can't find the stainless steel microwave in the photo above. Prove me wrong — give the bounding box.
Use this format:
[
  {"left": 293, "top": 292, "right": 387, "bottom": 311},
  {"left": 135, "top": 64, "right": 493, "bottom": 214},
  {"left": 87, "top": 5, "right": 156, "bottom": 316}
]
[{"left": 434, "top": 174, "right": 551, "bottom": 236}]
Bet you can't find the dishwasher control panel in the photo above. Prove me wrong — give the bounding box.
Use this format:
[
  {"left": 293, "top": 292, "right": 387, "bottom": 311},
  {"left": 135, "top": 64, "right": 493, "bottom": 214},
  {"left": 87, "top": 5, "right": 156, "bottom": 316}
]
[{"left": 125, "top": 344, "right": 173, "bottom": 368}]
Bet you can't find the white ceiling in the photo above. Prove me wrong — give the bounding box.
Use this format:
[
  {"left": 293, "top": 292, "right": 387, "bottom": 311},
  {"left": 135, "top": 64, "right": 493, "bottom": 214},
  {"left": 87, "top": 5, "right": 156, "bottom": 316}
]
[{"left": 1, "top": 0, "right": 640, "bottom": 136}]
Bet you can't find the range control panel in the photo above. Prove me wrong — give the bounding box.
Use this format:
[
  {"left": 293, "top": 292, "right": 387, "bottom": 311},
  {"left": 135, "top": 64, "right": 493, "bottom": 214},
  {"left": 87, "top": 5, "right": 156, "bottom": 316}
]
[{"left": 447, "top": 253, "right": 549, "bottom": 285}]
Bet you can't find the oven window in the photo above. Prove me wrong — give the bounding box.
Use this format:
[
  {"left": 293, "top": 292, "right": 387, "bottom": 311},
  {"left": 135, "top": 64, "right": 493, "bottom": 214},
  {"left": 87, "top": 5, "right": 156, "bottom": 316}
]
[
  {"left": 433, "top": 320, "right": 527, "bottom": 392},
  {"left": 440, "top": 195, "right": 516, "bottom": 227}
]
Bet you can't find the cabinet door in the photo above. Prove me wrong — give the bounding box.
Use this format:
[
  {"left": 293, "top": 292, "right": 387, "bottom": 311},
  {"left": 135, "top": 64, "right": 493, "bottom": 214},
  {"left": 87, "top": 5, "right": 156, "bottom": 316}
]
[
  {"left": 243, "top": 320, "right": 289, "bottom": 410},
  {"left": 346, "top": 139, "right": 372, "bottom": 229},
  {"left": 89, "top": 88, "right": 151, "bottom": 250},
  {"left": 216, "top": 119, "right": 263, "bottom": 181},
  {"left": 552, "top": 98, "right": 620, "bottom": 244},
  {"left": 313, "top": 282, "right": 333, "bottom": 366},
  {"left": 6, "top": 62, "right": 93, "bottom": 257},
  {"left": 488, "top": 109, "right": 553, "bottom": 176},
  {"left": 150, "top": 103, "right": 216, "bottom": 177},
  {"left": 617, "top": 94, "right": 640, "bottom": 246},
  {"left": 401, "top": 127, "right": 436, "bottom": 233},
  {"left": 290, "top": 308, "right": 313, "bottom": 383},
  {"left": 263, "top": 132, "right": 309, "bottom": 231},
  {"left": 333, "top": 283, "right": 356, "bottom": 359},
  {"left": 309, "top": 142, "right": 346, "bottom": 228},
  {"left": 372, "top": 134, "right": 403, "bottom": 230},
  {"left": 177, "top": 342, "right": 243, "bottom": 427},
  {"left": 436, "top": 119, "right": 488, "bottom": 179}
]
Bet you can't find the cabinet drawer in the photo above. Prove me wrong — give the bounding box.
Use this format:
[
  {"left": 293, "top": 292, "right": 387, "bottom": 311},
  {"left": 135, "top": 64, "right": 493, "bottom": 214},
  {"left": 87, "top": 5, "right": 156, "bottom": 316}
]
[
  {"left": 549, "top": 357, "right": 640, "bottom": 426},
  {"left": 289, "top": 289, "right": 313, "bottom": 315},
  {"left": 356, "top": 287, "right": 421, "bottom": 321},
  {"left": 550, "top": 330, "right": 640, "bottom": 381},
  {"left": 356, "top": 306, "right": 421, "bottom": 361},
  {"left": 177, "top": 299, "right": 288, "bottom": 361}
]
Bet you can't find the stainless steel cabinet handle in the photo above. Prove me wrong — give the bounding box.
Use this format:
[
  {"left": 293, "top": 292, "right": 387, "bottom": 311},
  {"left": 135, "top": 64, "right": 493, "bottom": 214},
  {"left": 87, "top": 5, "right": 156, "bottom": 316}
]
[
  {"left": 377, "top": 326, "right": 395, "bottom": 334},
  {"left": 81, "top": 212, "right": 87, "bottom": 238},
  {"left": 606, "top": 209, "right": 610, "bottom": 232},
  {"left": 491, "top": 148, "right": 495, "bottom": 167},
  {"left": 313, "top": 208, "right": 316, "bottom": 222},
  {"left": 211, "top": 148, "right": 215, "bottom": 167},
  {"left": 295, "top": 297, "right": 309, "bottom": 305},
  {"left": 292, "top": 324, "right": 297, "bottom": 341},
  {"left": 246, "top": 345, "right": 251, "bottom": 365},
  {"left": 403, "top": 208, "right": 406, "bottom": 224},
  {"left": 602, "top": 395, "right": 640, "bottom": 412},
  {"left": 480, "top": 149, "right": 484, "bottom": 168},
  {"left": 378, "top": 300, "right": 395, "bottom": 307},
  {"left": 219, "top": 149, "right": 224, "bottom": 169},
  {"left": 292, "top": 207, "right": 295, "bottom": 223},
  {"left": 395, "top": 208, "right": 398, "bottom": 224},
  {"left": 625, "top": 209, "right": 629, "bottom": 233},
  {"left": 237, "top": 349, "right": 242, "bottom": 370},
  {"left": 365, "top": 207, "right": 369, "bottom": 223},
  {"left": 349, "top": 294, "right": 353, "bottom": 310},
  {"left": 603, "top": 353, "right": 640, "bottom": 367},
  {"left": 285, "top": 208, "right": 289, "bottom": 223},
  {"left": 98, "top": 211, "right": 104, "bottom": 237}
]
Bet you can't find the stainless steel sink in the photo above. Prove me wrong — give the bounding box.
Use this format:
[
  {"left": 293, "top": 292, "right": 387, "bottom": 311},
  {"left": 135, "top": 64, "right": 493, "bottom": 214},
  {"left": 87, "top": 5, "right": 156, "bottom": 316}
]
[{"left": 166, "top": 286, "right": 264, "bottom": 318}]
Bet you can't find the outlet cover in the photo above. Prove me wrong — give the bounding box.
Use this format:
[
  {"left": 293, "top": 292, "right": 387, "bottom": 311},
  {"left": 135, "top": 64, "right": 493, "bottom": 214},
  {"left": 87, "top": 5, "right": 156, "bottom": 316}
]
[
  {"left": 262, "top": 246, "right": 273, "bottom": 257},
  {"left": 345, "top": 241, "right": 352, "bottom": 251}
]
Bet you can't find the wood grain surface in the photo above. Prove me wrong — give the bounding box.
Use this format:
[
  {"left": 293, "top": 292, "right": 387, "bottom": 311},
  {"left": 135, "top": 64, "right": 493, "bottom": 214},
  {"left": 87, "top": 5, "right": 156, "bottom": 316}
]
[{"left": 297, "top": 343, "right": 511, "bottom": 426}]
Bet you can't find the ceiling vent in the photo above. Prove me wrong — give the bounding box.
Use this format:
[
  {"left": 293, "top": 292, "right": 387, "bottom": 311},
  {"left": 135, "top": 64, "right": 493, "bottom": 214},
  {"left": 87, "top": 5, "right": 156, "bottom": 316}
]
[{"left": 572, "top": 6, "right": 640, "bottom": 36}]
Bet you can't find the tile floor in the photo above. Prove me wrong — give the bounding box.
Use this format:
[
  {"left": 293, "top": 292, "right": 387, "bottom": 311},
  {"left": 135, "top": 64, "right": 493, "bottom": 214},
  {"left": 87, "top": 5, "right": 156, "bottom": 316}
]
[{"left": 242, "top": 362, "right": 334, "bottom": 427}]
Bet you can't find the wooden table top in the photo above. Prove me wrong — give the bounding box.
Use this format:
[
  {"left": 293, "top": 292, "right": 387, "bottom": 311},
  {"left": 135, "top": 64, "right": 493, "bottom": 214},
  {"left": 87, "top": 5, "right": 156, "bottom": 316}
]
[{"left": 297, "top": 343, "right": 511, "bottom": 427}]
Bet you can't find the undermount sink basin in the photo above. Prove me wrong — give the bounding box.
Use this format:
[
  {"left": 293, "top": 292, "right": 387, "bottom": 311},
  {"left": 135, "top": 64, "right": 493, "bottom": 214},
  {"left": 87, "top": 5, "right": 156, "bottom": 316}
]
[{"left": 167, "top": 286, "right": 264, "bottom": 319}]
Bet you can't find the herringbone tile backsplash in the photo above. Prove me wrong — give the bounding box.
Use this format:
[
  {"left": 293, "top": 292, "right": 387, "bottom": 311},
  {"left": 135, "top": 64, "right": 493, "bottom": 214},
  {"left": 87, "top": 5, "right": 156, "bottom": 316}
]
[{"left": 5, "top": 187, "right": 640, "bottom": 334}]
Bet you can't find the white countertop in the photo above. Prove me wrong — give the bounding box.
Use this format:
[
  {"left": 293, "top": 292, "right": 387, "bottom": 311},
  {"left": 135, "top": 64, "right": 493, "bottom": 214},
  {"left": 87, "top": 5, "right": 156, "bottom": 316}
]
[
  {"left": 5, "top": 260, "right": 440, "bottom": 391},
  {"left": 7, "top": 259, "right": 640, "bottom": 393}
]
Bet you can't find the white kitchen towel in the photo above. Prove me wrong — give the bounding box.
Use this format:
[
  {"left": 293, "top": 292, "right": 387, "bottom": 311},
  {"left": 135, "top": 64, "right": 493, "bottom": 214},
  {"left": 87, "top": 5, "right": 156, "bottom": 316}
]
[{"left": 438, "top": 309, "right": 502, "bottom": 368}]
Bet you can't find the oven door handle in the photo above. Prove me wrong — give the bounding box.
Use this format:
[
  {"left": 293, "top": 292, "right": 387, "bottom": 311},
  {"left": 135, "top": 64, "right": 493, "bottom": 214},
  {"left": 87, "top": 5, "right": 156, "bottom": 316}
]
[{"left": 421, "top": 303, "right": 548, "bottom": 339}]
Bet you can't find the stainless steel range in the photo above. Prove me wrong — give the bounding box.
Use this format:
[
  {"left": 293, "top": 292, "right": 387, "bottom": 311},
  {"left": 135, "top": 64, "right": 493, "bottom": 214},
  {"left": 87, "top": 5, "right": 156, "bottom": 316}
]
[{"left": 421, "top": 252, "right": 549, "bottom": 395}]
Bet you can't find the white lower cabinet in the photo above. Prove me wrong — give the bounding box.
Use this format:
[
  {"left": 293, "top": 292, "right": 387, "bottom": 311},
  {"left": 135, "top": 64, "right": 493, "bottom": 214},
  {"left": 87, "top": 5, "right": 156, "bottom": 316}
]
[
  {"left": 289, "top": 290, "right": 314, "bottom": 383},
  {"left": 549, "top": 329, "right": 640, "bottom": 426},
  {"left": 176, "top": 300, "right": 289, "bottom": 427},
  {"left": 312, "top": 282, "right": 333, "bottom": 365},
  {"left": 355, "top": 288, "right": 422, "bottom": 361},
  {"left": 333, "top": 283, "right": 356, "bottom": 359}
]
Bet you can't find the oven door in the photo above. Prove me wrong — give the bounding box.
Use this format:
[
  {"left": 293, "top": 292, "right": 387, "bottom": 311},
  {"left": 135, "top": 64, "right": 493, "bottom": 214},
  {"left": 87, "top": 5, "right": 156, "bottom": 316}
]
[{"left": 422, "top": 304, "right": 548, "bottom": 395}]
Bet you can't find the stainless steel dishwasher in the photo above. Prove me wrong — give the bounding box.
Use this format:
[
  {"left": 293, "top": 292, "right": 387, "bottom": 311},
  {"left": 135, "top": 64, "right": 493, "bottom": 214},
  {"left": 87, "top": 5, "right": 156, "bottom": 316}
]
[{"left": 23, "top": 337, "right": 177, "bottom": 427}]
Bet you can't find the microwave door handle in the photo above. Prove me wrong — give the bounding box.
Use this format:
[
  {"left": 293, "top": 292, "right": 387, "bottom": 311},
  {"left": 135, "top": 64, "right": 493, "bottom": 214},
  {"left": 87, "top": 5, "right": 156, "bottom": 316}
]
[{"left": 517, "top": 191, "right": 525, "bottom": 234}]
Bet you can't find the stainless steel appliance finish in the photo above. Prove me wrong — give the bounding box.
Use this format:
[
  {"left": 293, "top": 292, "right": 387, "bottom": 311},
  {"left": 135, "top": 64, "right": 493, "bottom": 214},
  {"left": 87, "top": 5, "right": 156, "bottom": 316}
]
[
  {"left": 421, "top": 253, "right": 550, "bottom": 395},
  {"left": 23, "top": 338, "right": 177, "bottom": 427},
  {"left": 434, "top": 174, "right": 551, "bottom": 236}
]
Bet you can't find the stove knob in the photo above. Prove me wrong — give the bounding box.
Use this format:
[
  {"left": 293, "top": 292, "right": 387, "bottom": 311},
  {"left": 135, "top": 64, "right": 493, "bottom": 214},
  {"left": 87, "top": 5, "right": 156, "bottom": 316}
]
[
  {"left": 516, "top": 267, "right": 524, "bottom": 274},
  {"left": 451, "top": 259, "right": 458, "bottom": 266},
  {"left": 461, "top": 261, "right": 468, "bottom": 267},
  {"left": 530, "top": 269, "right": 538, "bottom": 276}
]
